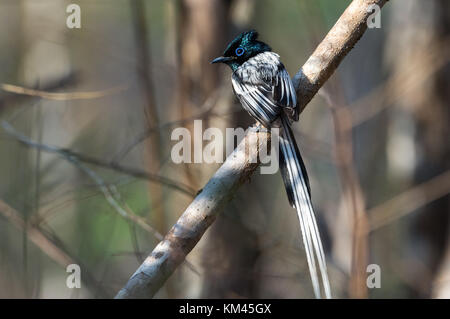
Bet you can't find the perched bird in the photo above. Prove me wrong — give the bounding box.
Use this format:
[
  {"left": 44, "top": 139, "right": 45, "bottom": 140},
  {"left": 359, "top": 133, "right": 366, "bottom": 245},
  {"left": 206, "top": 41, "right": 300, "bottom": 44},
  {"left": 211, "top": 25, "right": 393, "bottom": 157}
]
[{"left": 212, "top": 30, "right": 331, "bottom": 299}]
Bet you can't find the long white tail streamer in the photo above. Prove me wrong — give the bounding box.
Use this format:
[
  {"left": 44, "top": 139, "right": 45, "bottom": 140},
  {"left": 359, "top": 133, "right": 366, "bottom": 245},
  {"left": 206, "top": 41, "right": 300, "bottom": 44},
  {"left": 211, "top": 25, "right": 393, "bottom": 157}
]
[{"left": 278, "top": 114, "right": 331, "bottom": 299}]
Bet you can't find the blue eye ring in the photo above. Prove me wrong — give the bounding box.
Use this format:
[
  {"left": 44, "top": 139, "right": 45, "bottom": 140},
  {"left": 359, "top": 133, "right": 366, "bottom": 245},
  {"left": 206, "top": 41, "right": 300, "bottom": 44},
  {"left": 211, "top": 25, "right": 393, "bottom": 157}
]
[{"left": 235, "top": 47, "right": 245, "bottom": 56}]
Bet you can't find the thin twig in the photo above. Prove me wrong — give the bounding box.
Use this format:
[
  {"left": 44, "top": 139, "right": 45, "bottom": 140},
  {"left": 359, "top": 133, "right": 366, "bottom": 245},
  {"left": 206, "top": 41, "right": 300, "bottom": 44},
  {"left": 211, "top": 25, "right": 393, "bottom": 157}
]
[
  {"left": 0, "top": 198, "right": 111, "bottom": 297},
  {"left": 1, "top": 120, "right": 162, "bottom": 238},
  {"left": 369, "top": 170, "right": 450, "bottom": 231},
  {"left": 322, "top": 89, "right": 369, "bottom": 299},
  {"left": 0, "top": 120, "right": 196, "bottom": 197},
  {"left": 111, "top": 91, "right": 220, "bottom": 163},
  {"left": 349, "top": 39, "right": 450, "bottom": 126},
  {"left": 0, "top": 72, "right": 78, "bottom": 111},
  {"left": 1, "top": 120, "right": 200, "bottom": 276},
  {"left": 1, "top": 83, "right": 128, "bottom": 101}
]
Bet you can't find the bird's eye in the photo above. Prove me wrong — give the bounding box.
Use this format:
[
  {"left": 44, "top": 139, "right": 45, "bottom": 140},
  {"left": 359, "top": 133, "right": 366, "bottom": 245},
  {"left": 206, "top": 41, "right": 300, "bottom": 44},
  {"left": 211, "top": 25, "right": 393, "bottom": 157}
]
[{"left": 235, "top": 47, "right": 245, "bottom": 56}]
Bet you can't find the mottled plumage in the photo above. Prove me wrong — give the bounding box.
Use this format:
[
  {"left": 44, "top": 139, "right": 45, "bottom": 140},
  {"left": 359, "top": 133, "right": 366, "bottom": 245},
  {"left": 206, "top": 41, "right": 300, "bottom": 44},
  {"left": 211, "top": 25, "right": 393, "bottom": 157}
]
[
  {"left": 212, "top": 30, "right": 331, "bottom": 299},
  {"left": 232, "top": 51, "right": 298, "bottom": 127}
]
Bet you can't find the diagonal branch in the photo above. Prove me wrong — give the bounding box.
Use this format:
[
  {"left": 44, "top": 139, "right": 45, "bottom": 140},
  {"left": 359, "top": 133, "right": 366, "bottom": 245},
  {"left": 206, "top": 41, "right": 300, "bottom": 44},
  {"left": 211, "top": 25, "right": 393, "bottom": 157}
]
[
  {"left": 0, "top": 120, "right": 196, "bottom": 197},
  {"left": 0, "top": 198, "right": 111, "bottom": 297},
  {"left": 1, "top": 120, "right": 201, "bottom": 277},
  {"left": 293, "top": 0, "right": 388, "bottom": 113},
  {"left": 0, "top": 83, "right": 127, "bottom": 101},
  {"left": 116, "top": 0, "right": 389, "bottom": 299},
  {"left": 369, "top": 170, "right": 450, "bottom": 231}
]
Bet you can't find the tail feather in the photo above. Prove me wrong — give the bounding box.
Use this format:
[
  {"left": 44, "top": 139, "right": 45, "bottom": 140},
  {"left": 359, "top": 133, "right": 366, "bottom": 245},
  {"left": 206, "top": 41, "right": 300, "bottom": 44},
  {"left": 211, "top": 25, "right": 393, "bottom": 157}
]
[{"left": 279, "top": 114, "right": 331, "bottom": 299}]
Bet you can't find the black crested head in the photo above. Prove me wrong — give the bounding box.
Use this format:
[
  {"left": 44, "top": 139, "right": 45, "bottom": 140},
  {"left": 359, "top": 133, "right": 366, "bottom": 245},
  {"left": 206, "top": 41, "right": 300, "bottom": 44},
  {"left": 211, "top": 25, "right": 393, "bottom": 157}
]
[{"left": 211, "top": 30, "right": 272, "bottom": 71}]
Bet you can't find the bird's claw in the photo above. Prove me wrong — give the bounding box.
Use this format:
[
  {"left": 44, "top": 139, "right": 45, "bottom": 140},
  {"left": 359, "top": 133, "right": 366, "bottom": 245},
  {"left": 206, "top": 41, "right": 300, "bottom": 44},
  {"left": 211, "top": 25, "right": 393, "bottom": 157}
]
[{"left": 249, "top": 123, "right": 270, "bottom": 133}]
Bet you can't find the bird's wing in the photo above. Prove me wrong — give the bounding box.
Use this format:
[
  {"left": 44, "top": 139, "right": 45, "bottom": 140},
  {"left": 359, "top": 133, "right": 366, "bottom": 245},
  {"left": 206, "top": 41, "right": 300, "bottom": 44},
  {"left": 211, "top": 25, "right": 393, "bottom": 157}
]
[
  {"left": 273, "top": 66, "right": 298, "bottom": 120},
  {"left": 232, "top": 75, "right": 279, "bottom": 127},
  {"left": 232, "top": 60, "right": 298, "bottom": 127}
]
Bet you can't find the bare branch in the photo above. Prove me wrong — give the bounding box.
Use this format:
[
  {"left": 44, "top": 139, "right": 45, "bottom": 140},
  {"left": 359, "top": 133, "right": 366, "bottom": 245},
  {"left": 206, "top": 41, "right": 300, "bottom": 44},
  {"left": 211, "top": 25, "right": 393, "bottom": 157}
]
[
  {"left": 1, "top": 121, "right": 162, "bottom": 237},
  {"left": 0, "top": 120, "right": 196, "bottom": 197},
  {"left": 0, "top": 198, "right": 111, "bottom": 297},
  {"left": 0, "top": 83, "right": 128, "bottom": 101},
  {"left": 369, "top": 170, "right": 450, "bottom": 231},
  {"left": 115, "top": 0, "right": 390, "bottom": 298},
  {"left": 1, "top": 120, "right": 200, "bottom": 276},
  {"left": 116, "top": 129, "right": 271, "bottom": 298},
  {"left": 111, "top": 91, "right": 220, "bottom": 163},
  {"left": 320, "top": 88, "right": 369, "bottom": 298}
]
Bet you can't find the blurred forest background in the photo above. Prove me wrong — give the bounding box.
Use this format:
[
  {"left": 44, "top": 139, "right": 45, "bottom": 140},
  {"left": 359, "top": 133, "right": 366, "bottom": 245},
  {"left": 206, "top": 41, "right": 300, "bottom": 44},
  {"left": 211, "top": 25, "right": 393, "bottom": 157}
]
[{"left": 0, "top": 0, "right": 449, "bottom": 298}]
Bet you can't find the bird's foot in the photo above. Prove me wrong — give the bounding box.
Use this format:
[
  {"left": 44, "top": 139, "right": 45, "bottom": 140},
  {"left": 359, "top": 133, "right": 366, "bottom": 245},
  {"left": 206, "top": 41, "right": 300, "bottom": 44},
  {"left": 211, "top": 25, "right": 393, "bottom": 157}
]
[{"left": 249, "top": 123, "right": 270, "bottom": 133}]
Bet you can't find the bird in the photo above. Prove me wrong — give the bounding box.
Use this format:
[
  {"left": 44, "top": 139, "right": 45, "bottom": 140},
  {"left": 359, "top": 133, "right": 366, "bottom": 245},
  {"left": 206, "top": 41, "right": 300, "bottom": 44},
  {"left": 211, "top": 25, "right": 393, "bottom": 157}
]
[{"left": 212, "top": 30, "right": 331, "bottom": 299}]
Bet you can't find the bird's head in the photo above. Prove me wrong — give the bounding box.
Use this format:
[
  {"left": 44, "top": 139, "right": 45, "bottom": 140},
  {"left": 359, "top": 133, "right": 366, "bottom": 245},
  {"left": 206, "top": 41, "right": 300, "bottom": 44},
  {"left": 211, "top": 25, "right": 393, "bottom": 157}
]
[{"left": 211, "top": 30, "right": 271, "bottom": 71}]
